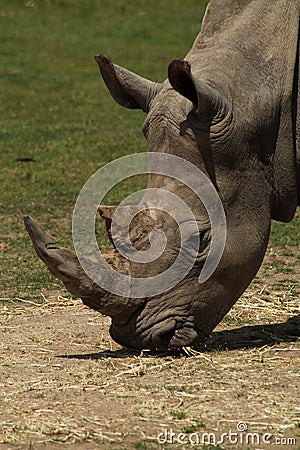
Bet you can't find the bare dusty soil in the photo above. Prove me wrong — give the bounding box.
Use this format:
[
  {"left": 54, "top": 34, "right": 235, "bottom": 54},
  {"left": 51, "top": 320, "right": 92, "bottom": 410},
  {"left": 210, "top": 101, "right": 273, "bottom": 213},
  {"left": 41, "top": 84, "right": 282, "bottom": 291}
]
[{"left": 0, "top": 253, "right": 299, "bottom": 450}]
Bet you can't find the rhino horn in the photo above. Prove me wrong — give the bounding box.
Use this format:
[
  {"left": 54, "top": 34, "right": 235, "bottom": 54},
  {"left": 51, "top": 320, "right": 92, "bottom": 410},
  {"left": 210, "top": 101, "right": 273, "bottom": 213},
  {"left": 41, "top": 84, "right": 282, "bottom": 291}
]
[
  {"left": 24, "top": 215, "right": 67, "bottom": 280},
  {"left": 23, "top": 216, "right": 138, "bottom": 318},
  {"left": 94, "top": 54, "right": 162, "bottom": 112},
  {"left": 97, "top": 204, "right": 116, "bottom": 246},
  {"left": 168, "top": 59, "right": 230, "bottom": 120}
]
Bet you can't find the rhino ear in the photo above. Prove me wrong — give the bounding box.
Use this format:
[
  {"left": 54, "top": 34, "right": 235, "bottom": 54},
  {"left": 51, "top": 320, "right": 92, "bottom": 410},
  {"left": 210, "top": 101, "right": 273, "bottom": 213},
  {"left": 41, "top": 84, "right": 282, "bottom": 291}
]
[
  {"left": 95, "top": 54, "right": 161, "bottom": 113},
  {"left": 168, "top": 59, "right": 229, "bottom": 120}
]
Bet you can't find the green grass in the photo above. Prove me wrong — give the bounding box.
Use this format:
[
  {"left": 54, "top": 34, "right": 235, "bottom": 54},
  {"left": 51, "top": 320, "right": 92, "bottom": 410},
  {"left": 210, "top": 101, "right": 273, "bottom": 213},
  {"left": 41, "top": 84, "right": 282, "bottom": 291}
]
[
  {"left": 269, "top": 213, "right": 300, "bottom": 248},
  {"left": 0, "top": 0, "right": 298, "bottom": 302},
  {"left": 171, "top": 409, "right": 188, "bottom": 420},
  {"left": 0, "top": 0, "right": 209, "bottom": 300}
]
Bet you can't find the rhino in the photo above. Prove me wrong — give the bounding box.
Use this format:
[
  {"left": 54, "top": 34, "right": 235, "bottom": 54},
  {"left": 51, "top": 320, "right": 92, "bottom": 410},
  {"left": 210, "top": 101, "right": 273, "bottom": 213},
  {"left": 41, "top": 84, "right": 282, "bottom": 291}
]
[{"left": 24, "top": 0, "right": 300, "bottom": 350}]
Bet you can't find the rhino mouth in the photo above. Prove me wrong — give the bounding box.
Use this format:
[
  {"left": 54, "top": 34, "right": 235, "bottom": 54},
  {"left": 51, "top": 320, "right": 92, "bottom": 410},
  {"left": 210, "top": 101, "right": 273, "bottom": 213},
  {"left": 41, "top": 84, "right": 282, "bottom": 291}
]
[
  {"left": 148, "top": 321, "right": 199, "bottom": 350},
  {"left": 110, "top": 315, "right": 178, "bottom": 350},
  {"left": 110, "top": 313, "right": 200, "bottom": 351}
]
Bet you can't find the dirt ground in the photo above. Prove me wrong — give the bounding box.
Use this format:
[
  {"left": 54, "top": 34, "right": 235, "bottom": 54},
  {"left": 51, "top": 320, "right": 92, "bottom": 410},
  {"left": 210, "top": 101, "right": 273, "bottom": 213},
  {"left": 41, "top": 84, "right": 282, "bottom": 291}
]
[{"left": 0, "top": 251, "right": 299, "bottom": 450}]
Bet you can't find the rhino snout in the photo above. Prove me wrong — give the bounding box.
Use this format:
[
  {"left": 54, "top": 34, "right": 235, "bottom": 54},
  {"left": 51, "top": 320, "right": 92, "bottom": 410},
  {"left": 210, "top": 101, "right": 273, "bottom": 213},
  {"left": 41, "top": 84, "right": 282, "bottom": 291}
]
[{"left": 110, "top": 314, "right": 200, "bottom": 351}]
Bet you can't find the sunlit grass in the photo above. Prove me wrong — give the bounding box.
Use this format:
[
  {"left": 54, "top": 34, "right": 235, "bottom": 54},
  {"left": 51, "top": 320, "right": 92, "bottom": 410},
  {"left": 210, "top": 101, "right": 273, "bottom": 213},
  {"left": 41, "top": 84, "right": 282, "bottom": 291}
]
[{"left": 1, "top": 0, "right": 209, "bottom": 300}]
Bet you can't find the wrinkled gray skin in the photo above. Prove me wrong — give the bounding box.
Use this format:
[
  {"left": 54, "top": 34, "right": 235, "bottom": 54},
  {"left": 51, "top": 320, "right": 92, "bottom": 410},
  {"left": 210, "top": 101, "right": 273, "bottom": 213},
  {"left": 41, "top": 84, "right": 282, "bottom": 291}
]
[{"left": 24, "top": 0, "right": 300, "bottom": 350}]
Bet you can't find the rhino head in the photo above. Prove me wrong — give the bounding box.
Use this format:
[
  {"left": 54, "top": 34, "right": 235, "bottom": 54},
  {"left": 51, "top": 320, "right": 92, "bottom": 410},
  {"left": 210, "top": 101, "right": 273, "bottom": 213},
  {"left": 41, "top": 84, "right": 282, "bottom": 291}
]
[
  {"left": 24, "top": 0, "right": 299, "bottom": 350},
  {"left": 24, "top": 56, "right": 270, "bottom": 351}
]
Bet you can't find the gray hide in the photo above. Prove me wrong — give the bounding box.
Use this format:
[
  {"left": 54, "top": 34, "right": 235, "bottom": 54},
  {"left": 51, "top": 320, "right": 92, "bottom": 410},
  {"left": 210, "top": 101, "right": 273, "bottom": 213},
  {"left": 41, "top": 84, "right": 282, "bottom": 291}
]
[{"left": 25, "top": 0, "right": 300, "bottom": 350}]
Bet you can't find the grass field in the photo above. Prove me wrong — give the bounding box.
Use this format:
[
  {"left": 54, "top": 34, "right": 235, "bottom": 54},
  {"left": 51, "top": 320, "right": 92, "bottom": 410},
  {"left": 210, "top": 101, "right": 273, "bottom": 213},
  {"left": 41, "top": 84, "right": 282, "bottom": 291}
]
[
  {"left": 0, "top": 1, "right": 299, "bottom": 449},
  {"left": 1, "top": 0, "right": 211, "bottom": 301}
]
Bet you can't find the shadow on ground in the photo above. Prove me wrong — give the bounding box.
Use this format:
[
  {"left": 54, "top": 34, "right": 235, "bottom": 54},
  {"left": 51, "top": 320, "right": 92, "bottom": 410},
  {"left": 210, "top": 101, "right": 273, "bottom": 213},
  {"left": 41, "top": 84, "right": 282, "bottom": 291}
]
[
  {"left": 203, "top": 314, "right": 299, "bottom": 351},
  {"left": 57, "top": 315, "right": 300, "bottom": 360}
]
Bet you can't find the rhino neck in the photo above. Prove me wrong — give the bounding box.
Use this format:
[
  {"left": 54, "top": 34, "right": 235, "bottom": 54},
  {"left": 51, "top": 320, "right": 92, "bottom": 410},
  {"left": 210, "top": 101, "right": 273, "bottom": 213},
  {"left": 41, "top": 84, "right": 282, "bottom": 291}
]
[{"left": 188, "top": 0, "right": 299, "bottom": 222}]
